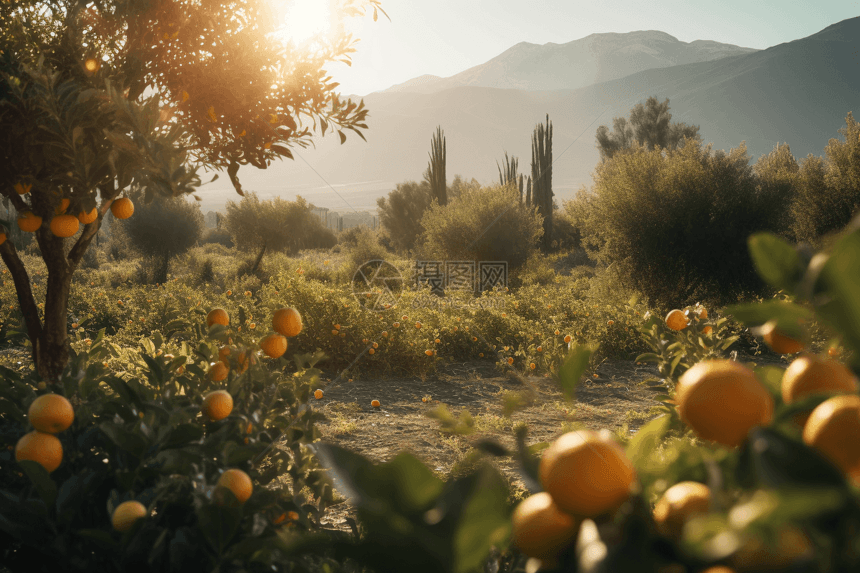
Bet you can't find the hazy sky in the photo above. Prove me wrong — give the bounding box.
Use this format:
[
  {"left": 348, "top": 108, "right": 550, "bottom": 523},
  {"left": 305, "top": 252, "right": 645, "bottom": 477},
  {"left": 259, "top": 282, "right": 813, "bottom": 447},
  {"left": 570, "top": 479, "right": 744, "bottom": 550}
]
[{"left": 323, "top": 0, "right": 860, "bottom": 96}]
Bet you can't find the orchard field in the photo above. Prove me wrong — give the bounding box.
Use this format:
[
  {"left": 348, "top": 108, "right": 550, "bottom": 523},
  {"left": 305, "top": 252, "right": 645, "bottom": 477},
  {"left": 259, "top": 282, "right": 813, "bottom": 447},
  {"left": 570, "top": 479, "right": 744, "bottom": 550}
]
[{"left": 4, "top": 1, "right": 860, "bottom": 572}]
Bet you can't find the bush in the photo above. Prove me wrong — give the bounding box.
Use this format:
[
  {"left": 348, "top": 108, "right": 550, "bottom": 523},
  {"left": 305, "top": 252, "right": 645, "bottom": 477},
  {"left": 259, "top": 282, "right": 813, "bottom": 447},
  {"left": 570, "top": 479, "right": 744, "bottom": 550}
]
[
  {"left": 376, "top": 180, "right": 433, "bottom": 253},
  {"left": 201, "top": 226, "right": 234, "bottom": 248},
  {"left": 416, "top": 183, "right": 542, "bottom": 284},
  {"left": 574, "top": 140, "right": 789, "bottom": 309}
]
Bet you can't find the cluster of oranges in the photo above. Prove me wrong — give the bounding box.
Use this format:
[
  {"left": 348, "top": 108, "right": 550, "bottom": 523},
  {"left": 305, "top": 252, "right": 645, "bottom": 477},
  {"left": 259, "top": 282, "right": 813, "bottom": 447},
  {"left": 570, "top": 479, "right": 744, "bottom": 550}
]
[
  {"left": 10, "top": 184, "right": 133, "bottom": 239},
  {"left": 205, "top": 306, "right": 302, "bottom": 381},
  {"left": 15, "top": 394, "right": 75, "bottom": 474}
]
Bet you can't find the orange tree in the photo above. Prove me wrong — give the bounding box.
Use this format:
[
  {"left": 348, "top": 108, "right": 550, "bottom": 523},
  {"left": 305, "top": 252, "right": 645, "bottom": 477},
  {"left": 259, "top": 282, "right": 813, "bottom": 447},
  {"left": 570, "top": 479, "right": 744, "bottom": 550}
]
[{"left": 0, "top": 0, "right": 387, "bottom": 382}]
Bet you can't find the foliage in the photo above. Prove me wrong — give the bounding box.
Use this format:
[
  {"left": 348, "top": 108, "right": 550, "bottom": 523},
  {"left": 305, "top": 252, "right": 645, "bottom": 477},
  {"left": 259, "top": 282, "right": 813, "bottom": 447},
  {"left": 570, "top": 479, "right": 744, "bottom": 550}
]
[
  {"left": 0, "top": 312, "right": 344, "bottom": 572},
  {"left": 595, "top": 96, "right": 702, "bottom": 162},
  {"left": 789, "top": 113, "right": 860, "bottom": 247},
  {"left": 417, "top": 183, "right": 542, "bottom": 280},
  {"left": 376, "top": 180, "right": 433, "bottom": 253},
  {"left": 574, "top": 139, "right": 789, "bottom": 309},
  {"left": 224, "top": 193, "right": 337, "bottom": 256},
  {"left": 530, "top": 114, "right": 553, "bottom": 251},
  {"left": 112, "top": 191, "right": 206, "bottom": 284},
  {"left": 201, "top": 227, "right": 234, "bottom": 248}
]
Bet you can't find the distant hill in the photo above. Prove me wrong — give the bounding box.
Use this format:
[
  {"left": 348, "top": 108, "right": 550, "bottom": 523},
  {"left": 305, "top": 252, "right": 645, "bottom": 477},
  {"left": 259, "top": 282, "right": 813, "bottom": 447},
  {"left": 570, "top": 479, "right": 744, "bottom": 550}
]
[
  {"left": 375, "top": 30, "right": 758, "bottom": 94},
  {"left": 215, "top": 18, "right": 860, "bottom": 213}
]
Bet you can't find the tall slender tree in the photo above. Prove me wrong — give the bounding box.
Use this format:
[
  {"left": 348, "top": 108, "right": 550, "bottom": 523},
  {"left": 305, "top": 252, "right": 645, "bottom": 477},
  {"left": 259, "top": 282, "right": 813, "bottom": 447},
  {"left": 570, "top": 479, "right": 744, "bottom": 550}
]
[
  {"left": 530, "top": 114, "right": 553, "bottom": 251},
  {"left": 424, "top": 125, "right": 447, "bottom": 206}
]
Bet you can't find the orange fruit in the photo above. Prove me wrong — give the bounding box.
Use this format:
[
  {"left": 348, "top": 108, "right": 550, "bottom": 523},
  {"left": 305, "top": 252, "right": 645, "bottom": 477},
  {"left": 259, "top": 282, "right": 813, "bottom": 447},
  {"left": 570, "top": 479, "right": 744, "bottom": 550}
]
[
  {"left": 112, "top": 500, "right": 148, "bottom": 532},
  {"left": 371, "top": 399, "right": 380, "bottom": 408},
  {"left": 17, "top": 212, "right": 42, "bottom": 232},
  {"left": 702, "top": 326, "right": 713, "bottom": 335},
  {"left": 665, "top": 309, "right": 688, "bottom": 331},
  {"left": 760, "top": 320, "right": 804, "bottom": 354},
  {"left": 314, "top": 389, "right": 323, "bottom": 400},
  {"left": 203, "top": 389, "right": 233, "bottom": 420},
  {"left": 828, "top": 346, "right": 843, "bottom": 357},
  {"left": 50, "top": 214, "right": 80, "bottom": 238},
  {"left": 731, "top": 527, "right": 812, "bottom": 572},
  {"left": 260, "top": 334, "right": 287, "bottom": 358},
  {"left": 782, "top": 353, "right": 858, "bottom": 405},
  {"left": 368, "top": 348, "right": 376, "bottom": 355},
  {"left": 675, "top": 360, "right": 773, "bottom": 447},
  {"left": 236, "top": 351, "right": 257, "bottom": 373},
  {"left": 217, "top": 469, "right": 253, "bottom": 503},
  {"left": 652, "top": 481, "right": 711, "bottom": 540},
  {"left": 207, "top": 308, "right": 229, "bottom": 328},
  {"left": 208, "top": 361, "right": 229, "bottom": 382},
  {"left": 28, "top": 394, "right": 74, "bottom": 433},
  {"left": 511, "top": 492, "right": 580, "bottom": 561},
  {"left": 273, "top": 308, "right": 302, "bottom": 337},
  {"left": 803, "top": 394, "right": 860, "bottom": 484},
  {"left": 77, "top": 208, "right": 98, "bottom": 224},
  {"left": 539, "top": 429, "right": 636, "bottom": 518},
  {"left": 697, "top": 306, "right": 708, "bottom": 319},
  {"left": 110, "top": 197, "right": 134, "bottom": 219},
  {"left": 15, "top": 431, "right": 63, "bottom": 473},
  {"left": 218, "top": 345, "right": 233, "bottom": 361},
  {"left": 564, "top": 335, "right": 572, "bottom": 343},
  {"left": 54, "top": 198, "right": 70, "bottom": 215},
  {"left": 700, "top": 568, "right": 736, "bottom": 573}
]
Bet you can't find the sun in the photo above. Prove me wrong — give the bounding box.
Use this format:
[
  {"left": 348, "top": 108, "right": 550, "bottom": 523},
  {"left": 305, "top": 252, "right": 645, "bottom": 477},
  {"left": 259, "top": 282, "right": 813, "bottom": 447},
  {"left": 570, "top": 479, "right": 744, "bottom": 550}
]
[{"left": 270, "top": 0, "right": 333, "bottom": 46}]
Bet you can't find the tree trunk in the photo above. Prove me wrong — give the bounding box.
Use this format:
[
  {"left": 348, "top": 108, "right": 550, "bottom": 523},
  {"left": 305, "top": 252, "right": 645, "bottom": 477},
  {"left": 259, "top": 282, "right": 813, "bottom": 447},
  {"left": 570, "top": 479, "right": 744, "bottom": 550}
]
[
  {"left": 250, "top": 241, "right": 267, "bottom": 275},
  {"left": 154, "top": 252, "right": 170, "bottom": 284}
]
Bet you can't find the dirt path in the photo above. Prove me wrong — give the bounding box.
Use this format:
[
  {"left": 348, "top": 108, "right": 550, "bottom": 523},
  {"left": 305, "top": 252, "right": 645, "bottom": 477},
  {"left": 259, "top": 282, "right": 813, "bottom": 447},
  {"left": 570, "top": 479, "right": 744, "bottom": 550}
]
[{"left": 309, "top": 351, "right": 793, "bottom": 531}]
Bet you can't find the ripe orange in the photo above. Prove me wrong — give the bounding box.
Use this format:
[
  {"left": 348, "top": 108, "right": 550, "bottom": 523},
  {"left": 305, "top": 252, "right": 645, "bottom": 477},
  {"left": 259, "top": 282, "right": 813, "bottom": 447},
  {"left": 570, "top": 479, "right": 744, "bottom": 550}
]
[
  {"left": 803, "top": 394, "right": 860, "bottom": 484},
  {"left": 697, "top": 306, "right": 708, "bottom": 319},
  {"left": 218, "top": 345, "right": 233, "bottom": 362},
  {"left": 702, "top": 326, "right": 713, "bottom": 335},
  {"left": 371, "top": 400, "right": 380, "bottom": 408},
  {"left": 675, "top": 360, "right": 773, "bottom": 447},
  {"left": 236, "top": 351, "right": 257, "bottom": 373},
  {"left": 731, "top": 527, "right": 812, "bottom": 572},
  {"left": 217, "top": 469, "right": 253, "bottom": 504},
  {"left": 77, "top": 208, "right": 98, "bottom": 224},
  {"left": 539, "top": 429, "right": 636, "bottom": 518},
  {"left": 50, "top": 214, "right": 80, "bottom": 238},
  {"left": 203, "top": 389, "right": 233, "bottom": 420},
  {"left": 760, "top": 320, "right": 804, "bottom": 354},
  {"left": 207, "top": 308, "right": 229, "bottom": 328},
  {"left": 273, "top": 308, "right": 302, "bottom": 337},
  {"left": 782, "top": 354, "right": 858, "bottom": 405},
  {"left": 665, "top": 309, "right": 688, "bottom": 331},
  {"left": 424, "top": 350, "right": 433, "bottom": 356},
  {"left": 110, "top": 197, "right": 134, "bottom": 219},
  {"left": 112, "top": 500, "right": 148, "bottom": 532},
  {"left": 28, "top": 394, "right": 75, "bottom": 433},
  {"left": 15, "top": 431, "right": 63, "bottom": 473},
  {"left": 368, "top": 348, "right": 375, "bottom": 355},
  {"left": 511, "top": 492, "right": 580, "bottom": 561},
  {"left": 260, "top": 334, "right": 287, "bottom": 358},
  {"left": 652, "top": 481, "right": 711, "bottom": 539},
  {"left": 314, "top": 389, "right": 323, "bottom": 400},
  {"left": 564, "top": 335, "right": 572, "bottom": 344},
  {"left": 17, "top": 212, "right": 42, "bottom": 232},
  {"left": 54, "top": 198, "right": 70, "bottom": 215},
  {"left": 208, "top": 361, "right": 229, "bottom": 382}
]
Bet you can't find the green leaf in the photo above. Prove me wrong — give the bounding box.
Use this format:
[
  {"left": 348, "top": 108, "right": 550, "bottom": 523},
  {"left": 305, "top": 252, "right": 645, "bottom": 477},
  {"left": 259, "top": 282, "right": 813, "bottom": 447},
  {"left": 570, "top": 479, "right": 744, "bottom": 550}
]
[
  {"left": 557, "top": 343, "right": 596, "bottom": 401},
  {"left": 817, "top": 229, "right": 860, "bottom": 369},
  {"left": 723, "top": 301, "right": 812, "bottom": 338},
  {"left": 99, "top": 422, "right": 149, "bottom": 457},
  {"left": 754, "top": 366, "right": 785, "bottom": 402},
  {"left": 748, "top": 232, "right": 804, "bottom": 292},
  {"left": 17, "top": 460, "right": 57, "bottom": 508},
  {"left": 197, "top": 502, "right": 243, "bottom": 554},
  {"left": 453, "top": 465, "right": 512, "bottom": 573},
  {"left": 626, "top": 414, "right": 672, "bottom": 472},
  {"left": 161, "top": 423, "right": 204, "bottom": 449}
]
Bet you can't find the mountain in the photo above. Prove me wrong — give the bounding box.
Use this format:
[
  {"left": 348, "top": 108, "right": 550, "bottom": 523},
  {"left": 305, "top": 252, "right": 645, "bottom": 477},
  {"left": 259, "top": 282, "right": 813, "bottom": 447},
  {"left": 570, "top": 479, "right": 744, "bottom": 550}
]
[
  {"left": 375, "top": 31, "right": 758, "bottom": 94},
  {"left": 198, "top": 18, "right": 860, "bottom": 216}
]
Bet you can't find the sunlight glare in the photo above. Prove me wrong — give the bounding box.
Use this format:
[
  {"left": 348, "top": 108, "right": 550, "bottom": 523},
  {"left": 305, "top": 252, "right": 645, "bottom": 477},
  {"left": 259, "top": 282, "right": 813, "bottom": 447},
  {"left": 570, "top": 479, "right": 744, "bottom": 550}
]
[{"left": 272, "top": 0, "right": 332, "bottom": 46}]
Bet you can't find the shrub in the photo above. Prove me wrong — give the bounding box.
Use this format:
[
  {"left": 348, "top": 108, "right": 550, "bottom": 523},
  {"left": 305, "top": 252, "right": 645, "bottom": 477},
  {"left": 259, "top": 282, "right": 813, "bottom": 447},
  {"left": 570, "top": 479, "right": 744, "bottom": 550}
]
[
  {"left": 112, "top": 191, "right": 206, "bottom": 285},
  {"left": 416, "top": 183, "right": 542, "bottom": 283},
  {"left": 376, "top": 180, "right": 433, "bottom": 253},
  {"left": 201, "top": 226, "right": 234, "bottom": 248},
  {"left": 575, "top": 140, "right": 788, "bottom": 309}
]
